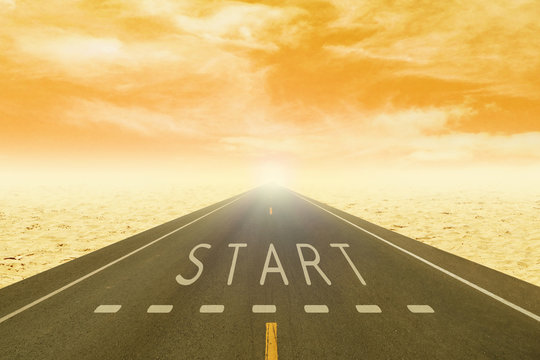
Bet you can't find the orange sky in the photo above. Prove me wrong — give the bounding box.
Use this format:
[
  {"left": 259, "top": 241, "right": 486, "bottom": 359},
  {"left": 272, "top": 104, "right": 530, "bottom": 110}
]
[{"left": 1, "top": 0, "right": 539, "bottom": 185}]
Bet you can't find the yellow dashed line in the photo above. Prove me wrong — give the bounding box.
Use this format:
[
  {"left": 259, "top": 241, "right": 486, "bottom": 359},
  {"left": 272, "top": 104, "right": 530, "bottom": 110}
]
[{"left": 265, "top": 322, "right": 278, "bottom": 360}]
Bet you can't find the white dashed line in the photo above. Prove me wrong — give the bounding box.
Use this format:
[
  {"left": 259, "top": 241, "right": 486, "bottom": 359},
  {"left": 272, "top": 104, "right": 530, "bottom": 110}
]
[
  {"left": 407, "top": 305, "right": 435, "bottom": 313},
  {"left": 252, "top": 305, "right": 277, "bottom": 313},
  {"left": 200, "top": 305, "right": 225, "bottom": 313},
  {"left": 304, "top": 305, "right": 329, "bottom": 313},
  {"left": 356, "top": 305, "right": 382, "bottom": 313},
  {"left": 147, "top": 305, "right": 173, "bottom": 313},
  {"left": 93, "top": 303, "right": 441, "bottom": 315},
  {"left": 94, "top": 305, "right": 121, "bottom": 313}
]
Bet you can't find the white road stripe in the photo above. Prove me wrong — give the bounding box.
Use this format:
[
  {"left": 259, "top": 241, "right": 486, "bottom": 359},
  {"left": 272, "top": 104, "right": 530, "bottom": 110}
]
[
  {"left": 147, "top": 305, "right": 173, "bottom": 313},
  {"left": 200, "top": 305, "right": 224, "bottom": 313},
  {"left": 408, "top": 305, "right": 435, "bottom": 313},
  {"left": 94, "top": 305, "right": 121, "bottom": 313},
  {"left": 252, "top": 305, "right": 276, "bottom": 313},
  {"left": 356, "top": 305, "right": 382, "bottom": 313},
  {"left": 293, "top": 192, "right": 540, "bottom": 323},
  {"left": 0, "top": 194, "right": 246, "bottom": 325},
  {"left": 304, "top": 305, "right": 329, "bottom": 313}
]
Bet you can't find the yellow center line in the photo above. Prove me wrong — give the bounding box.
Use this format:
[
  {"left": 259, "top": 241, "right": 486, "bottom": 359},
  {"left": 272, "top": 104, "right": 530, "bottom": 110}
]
[
  {"left": 265, "top": 322, "right": 278, "bottom": 360},
  {"left": 269, "top": 207, "right": 273, "bottom": 215}
]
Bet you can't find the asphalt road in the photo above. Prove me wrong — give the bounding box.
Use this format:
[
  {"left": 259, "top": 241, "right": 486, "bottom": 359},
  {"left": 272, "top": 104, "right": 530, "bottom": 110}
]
[{"left": 0, "top": 185, "right": 539, "bottom": 359}]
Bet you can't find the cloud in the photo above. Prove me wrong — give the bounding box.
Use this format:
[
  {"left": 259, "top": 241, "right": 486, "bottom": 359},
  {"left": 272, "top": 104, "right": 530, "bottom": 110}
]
[
  {"left": 17, "top": 32, "right": 123, "bottom": 63},
  {"left": 324, "top": 0, "right": 540, "bottom": 99},
  {"left": 1, "top": 0, "right": 539, "bottom": 174},
  {"left": 12, "top": 28, "right": 187, "bottom": 80},
  {"left": 325, "top": 44, "right": 426, "bottom": 64},
  {"left": 211, "top": 105, "right": 540, "bottom": 167},
  {"left": 335, "top": 110, "right": 540, "bottom": 166},
  {"left": 370, "top": 108, "right": 454, "bottom": 135},
  {"left": 220, "top": 136, "right": 299, "bottom": 155},
  {"left": 174, "top": 3, "right": 304, "bottom": 51},
  {"left": 0, "top": 0, "right": 15, "bottom": 12},
  {"left": 63, "top": 98, "right": 202, "bottom": 136},
  {"left": 128, "top": 0, "right": 185, "bottom": 17}
]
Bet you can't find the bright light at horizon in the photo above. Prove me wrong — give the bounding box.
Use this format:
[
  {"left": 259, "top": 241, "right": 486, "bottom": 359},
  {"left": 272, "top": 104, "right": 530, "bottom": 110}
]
[{"left": 257, "top": 162, "right": 289, "bottom": 185}]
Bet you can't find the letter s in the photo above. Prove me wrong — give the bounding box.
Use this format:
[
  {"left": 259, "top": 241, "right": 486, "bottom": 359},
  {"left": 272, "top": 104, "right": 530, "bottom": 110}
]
[{"left": 176, "top": 243, "right": 211, "bottom": 285}]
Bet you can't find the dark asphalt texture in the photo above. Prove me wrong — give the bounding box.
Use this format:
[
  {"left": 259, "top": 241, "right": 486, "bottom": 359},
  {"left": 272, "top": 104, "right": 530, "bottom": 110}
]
[{"left": 0, "top": 185, "right": 538, "bottom": 359}]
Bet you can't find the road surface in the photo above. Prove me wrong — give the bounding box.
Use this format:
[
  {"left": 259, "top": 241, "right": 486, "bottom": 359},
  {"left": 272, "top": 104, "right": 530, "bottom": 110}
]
[{"left": 0, "top": 185, "right": 539, "bottom": 359}]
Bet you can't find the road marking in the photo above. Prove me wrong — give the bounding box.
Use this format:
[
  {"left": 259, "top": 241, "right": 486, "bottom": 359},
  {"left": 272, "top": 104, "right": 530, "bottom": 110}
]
[
  {"left": 91, "top": 304, "right": 444, "bottom": 314},
  {"left": 260, "top": 243, "right": 289, "bottom": 285},
  {"left": 356, "top": 305, "right": 382, "bottom": 313},
  {"left": 176, "top": 243, "right": 211, "bottom": 285},
  {"left": 253, "top": 305, "right": 277, "bottom": 313},
  {"left": 330, "top": 243, "right": 367, "bottom": 285},
  {"left": 269, "top": 207, "right": 273, "bottom": 215},
  {"left": 265, "top": 322, "right": 278, "bottom": 360},
  {"left": 293, "top": 192, "right": 540, "bottom": 323},
  {"left": 408, "top": 305, "right": 434, "bottom": 313},
  {"left": 200, "top": 305, "right": 224, "bottom": 313},
  {"left": 0, "top": 194, "right": 246, "bottom": 325},
  {"left": 227, "top": 243, "right": 247, "bottom": 285},
  {"left": 304, "top": 305, "right": 329, "bottom": 313},
  {"left": 147, "top": 305, "right": 173, "bottom": 313},
  {"left": 296, "top": 243, "right": 331, "bottom": 285},
  {"left": 94, "top": 305, "right": 121, "bottom": 313}
]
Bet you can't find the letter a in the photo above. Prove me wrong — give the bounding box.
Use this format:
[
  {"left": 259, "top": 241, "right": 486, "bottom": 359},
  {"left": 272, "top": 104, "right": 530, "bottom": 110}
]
[{"left": 260, "top": 243, "right": 289, "bottom": 285}]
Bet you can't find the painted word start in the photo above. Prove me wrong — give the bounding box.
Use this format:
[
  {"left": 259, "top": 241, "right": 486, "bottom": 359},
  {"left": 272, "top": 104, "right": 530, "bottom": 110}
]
[{"left": 176, "top": 243, "right": 367, "bottom": 286}]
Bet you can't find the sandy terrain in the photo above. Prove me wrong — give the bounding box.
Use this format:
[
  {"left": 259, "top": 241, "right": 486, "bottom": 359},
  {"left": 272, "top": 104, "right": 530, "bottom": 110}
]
[{"left": 1, "top": 183, "right": 539, "bottom": 288}]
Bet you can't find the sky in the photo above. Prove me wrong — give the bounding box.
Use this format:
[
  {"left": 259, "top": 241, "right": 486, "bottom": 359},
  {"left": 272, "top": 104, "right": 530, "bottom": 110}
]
[{"left": 1, "top": 0, "right": 539, "bottom": 187}]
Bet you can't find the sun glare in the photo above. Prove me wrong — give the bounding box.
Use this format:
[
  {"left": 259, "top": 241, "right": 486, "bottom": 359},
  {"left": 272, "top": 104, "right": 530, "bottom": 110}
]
[{"left": 257, "top": 162, "right": 288, "bottom": 185}]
